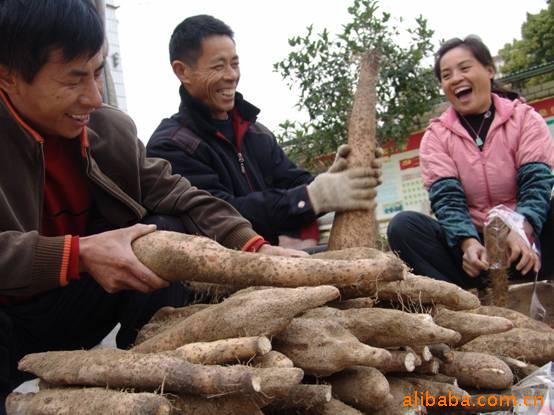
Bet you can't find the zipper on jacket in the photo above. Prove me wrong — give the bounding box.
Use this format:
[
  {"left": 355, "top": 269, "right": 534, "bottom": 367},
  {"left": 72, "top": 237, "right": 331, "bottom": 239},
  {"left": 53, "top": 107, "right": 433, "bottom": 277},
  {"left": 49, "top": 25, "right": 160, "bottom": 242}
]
[
  {"left": 236, "top": 151, "right": 255, "bottom": 191},
  {"left": 237, "top": 152, "right": 246, "bottom": 175},
  {"left": 215, "top": 131, "right": 254, "bottom": 191}
]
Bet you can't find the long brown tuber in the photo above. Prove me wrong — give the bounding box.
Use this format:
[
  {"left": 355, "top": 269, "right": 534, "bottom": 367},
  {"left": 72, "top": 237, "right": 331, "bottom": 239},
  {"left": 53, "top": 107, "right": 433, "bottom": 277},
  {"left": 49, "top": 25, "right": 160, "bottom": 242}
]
[
  {"left": 132, "top": 286, "right": 339, "bottom": 353},
  {"left": 460, "top": 327, "right": 554, "bottom": 365},
  {"left": 274, "top": 317, "right": 391, "bottom": 376},
  {"left": 374, "top": 273, "right": 480, "bottom": 310},
  {"left": 469, "top": 305, "right": 552, "bottom": 331},
  {"left": 440, "top": 351, "right": 513, "bottom": 390},
  {"left": 433, "top": 307, "right": 513, "bottom": 345},
  {"left": 167, "top": 336, "right": 271, "bottom": 365},
  {"left": 132, "top": 231, "right": 404, "bottom": 289},
  {"left": 6, "top": 388, "right": 172, "bottom": 415},
  {"left": 302, "top": 306, "right": 461, "bottom": 347},
  {"left": 328, "top": 50, "right": 381, "bottom": 250},
  {"left": 18, "top": 349, "right": 261, "bottom": 396},
  {"left": 328, "top": 366, "right": 391, "bottom": 412}
]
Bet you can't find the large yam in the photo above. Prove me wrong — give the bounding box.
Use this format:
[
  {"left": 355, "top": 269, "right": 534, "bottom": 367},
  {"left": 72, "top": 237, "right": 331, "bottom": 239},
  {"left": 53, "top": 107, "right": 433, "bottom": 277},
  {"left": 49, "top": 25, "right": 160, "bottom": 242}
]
[
  {"left": 327, "top": 366, "right": 390, "bottom": 411},
  {"left": 440, "top": 351, "right": 513, "bottom": 390},
  {"left": 135, "top": 304, "right": 210, "bottom": 345},
  {"left": 166, "top": 336, "right": 271, "bottom": 365},
  {"left": 274, "top": 317, "right": 391, "bottom": 376},
  {"left": 433, "top": 307, "right": 513, "bottom": 345},
  {"left": 302, "top": 307, "right": 461, "bottom": 347},
  {"left": 6, "top": 389, "right": 171, "bottom": 415},
  {"left": 132, "top": 286, "right": 339, "bottom": 353},
  {"left": 328, "top": 50, "right": 381, "bottom": 250},
  {"left": 469, "top": 305, "right": 552, "bottom": 331},
  {"left": 460, "top": 328, "right": 554, "bottom": 365},
  {"left": 18, "top": 349, "right": 260, "bottom": 396},
  {"left": 132, "top": 231, "right": 404, "bottom": 289},
  {"left": 375, "top": 274, "right": 480, "bottom": 310},
  {"left": 484, "top": 216, "right": 511, "bottom": 306}
]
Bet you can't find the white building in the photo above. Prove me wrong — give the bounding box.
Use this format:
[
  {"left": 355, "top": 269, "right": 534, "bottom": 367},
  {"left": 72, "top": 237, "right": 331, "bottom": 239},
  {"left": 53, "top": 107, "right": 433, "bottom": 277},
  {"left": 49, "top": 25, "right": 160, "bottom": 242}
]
[{"left": 104, "top": 0, "right": 127, "bottom": 112}]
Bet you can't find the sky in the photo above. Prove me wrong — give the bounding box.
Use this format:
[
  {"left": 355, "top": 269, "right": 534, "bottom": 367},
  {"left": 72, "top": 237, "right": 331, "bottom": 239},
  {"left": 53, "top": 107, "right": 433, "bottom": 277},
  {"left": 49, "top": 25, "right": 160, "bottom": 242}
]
[{"left": 115, "top": 0, "right": 548, "bottom": 142}]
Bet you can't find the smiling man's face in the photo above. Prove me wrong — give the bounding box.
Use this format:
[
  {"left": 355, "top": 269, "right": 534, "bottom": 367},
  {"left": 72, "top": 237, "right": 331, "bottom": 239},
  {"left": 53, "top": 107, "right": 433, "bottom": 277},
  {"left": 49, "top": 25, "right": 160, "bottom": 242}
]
[
  {"left": 179, "top": 35, "right": 240, "bottom": 120},
  {"left": 439, "top": 46, "right": 495, "bottom": 115},
  {"left": 3, "top": 49, "right": 104, "bottom": 138}
]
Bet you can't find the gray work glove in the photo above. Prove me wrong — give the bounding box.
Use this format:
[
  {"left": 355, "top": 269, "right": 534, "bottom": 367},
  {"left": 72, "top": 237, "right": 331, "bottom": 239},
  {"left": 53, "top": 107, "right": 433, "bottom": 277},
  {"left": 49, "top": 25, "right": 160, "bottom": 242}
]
[
  {"left": 307, "top": 145, "right": 384, "bottom": 214},
  {"left": 328, "top": 144, "right": 384, "bottom": 177}
]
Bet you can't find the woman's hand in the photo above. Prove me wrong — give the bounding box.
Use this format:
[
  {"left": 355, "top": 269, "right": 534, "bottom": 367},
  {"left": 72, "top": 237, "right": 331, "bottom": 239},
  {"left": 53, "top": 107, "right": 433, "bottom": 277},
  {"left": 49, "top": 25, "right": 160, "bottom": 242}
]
[
  {"left": 506, "top": 229, "right": 540, "bottom": 275},
  {"left": 460, "top": 237, "right": 489, "bottom": 277}
]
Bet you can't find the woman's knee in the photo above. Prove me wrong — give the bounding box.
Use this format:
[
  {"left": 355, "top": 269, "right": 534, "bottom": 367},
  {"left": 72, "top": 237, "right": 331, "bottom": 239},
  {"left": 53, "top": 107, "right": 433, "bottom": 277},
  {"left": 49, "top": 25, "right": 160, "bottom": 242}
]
[{"left": 387, "top": 211, "right": 423, "bottom": 240}]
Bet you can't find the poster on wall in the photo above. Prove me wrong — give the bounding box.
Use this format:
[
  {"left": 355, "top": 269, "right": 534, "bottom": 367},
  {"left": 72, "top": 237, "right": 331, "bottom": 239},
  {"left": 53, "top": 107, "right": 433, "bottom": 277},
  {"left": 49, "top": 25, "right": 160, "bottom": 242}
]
[{"left": 376, "top": 135, "right": 430, "bottom": 233}]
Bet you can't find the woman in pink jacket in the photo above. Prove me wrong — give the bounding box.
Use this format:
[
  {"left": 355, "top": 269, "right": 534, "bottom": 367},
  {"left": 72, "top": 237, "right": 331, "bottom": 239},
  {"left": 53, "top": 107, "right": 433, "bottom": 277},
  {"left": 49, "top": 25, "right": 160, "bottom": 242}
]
[{"left": 387, "top": 36, "right": 554, "bottom": 288}]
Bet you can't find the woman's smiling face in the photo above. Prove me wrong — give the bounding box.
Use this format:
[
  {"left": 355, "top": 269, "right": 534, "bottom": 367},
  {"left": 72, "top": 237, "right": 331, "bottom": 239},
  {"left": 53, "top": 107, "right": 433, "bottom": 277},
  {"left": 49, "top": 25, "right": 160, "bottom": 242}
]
[{"left": 439, "top": 46, "right": 495, "bottom": 115}]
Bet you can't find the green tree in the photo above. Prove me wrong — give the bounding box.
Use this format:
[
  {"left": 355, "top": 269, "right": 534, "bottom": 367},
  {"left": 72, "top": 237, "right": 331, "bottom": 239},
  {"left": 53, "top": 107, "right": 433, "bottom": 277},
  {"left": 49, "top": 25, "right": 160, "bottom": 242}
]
[
  {"left": 499, "top": 1, "right": 554, "bottom": 85},
  {"left": 274, "top": 0, "right": 440, "bottom": 170}
]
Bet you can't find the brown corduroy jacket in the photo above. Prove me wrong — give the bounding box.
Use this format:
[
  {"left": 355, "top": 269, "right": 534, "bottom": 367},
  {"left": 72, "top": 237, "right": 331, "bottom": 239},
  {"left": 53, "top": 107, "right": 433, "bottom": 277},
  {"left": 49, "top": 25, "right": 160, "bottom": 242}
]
[{"left": 0, "top": 99, "right": 257, "bottom": 296}]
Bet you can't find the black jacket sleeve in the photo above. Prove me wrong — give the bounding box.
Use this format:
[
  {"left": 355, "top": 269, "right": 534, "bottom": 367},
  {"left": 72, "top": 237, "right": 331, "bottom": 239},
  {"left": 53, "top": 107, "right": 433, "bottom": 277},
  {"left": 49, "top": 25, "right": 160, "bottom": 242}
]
[{"left": 147, "top": 122, "right": 317, "bottom": 243}]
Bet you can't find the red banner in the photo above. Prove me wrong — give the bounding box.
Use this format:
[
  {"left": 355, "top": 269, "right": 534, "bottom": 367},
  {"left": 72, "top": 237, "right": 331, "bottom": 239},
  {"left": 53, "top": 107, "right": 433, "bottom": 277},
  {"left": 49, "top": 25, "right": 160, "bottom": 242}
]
[{"left": 399, "top": 156, "right": 420, "bottom": 170}]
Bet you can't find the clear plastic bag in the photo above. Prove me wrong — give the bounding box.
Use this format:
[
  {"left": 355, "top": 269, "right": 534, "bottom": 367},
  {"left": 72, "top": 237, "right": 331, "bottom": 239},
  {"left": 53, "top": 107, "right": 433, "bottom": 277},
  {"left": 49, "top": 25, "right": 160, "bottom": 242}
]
[
  {"left": 484, "top": 205, "right": 536, "bottom": 270},
  {"left": 484, "top": 205, "right": 545, "bottom": 320},
  {"left": 485, "top": 362, "right": 554, "bottom": 414}
]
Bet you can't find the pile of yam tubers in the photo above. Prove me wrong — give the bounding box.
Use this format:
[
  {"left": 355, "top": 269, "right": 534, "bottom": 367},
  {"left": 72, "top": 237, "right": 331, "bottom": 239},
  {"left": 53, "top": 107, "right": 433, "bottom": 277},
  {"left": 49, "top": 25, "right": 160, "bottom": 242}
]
[{"left": 7, "top": 232, "right": 554, "bottom": 415}]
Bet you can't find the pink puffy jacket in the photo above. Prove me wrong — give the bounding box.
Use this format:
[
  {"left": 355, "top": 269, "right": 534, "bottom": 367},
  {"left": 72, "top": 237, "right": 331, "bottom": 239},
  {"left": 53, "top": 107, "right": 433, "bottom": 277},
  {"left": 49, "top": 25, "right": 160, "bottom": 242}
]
[{"left": 420, "top": 93, "right": 554, "bottom": 231}]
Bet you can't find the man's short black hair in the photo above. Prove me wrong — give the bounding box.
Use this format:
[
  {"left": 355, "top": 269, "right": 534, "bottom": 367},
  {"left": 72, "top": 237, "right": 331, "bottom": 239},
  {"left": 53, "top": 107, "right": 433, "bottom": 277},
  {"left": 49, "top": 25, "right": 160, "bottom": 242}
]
[
  {"left": 0, "top": 0, "right": 104, "bottom": 83},
  {"left": 169, "top": 15, "right": 234, "bottom": 66}
]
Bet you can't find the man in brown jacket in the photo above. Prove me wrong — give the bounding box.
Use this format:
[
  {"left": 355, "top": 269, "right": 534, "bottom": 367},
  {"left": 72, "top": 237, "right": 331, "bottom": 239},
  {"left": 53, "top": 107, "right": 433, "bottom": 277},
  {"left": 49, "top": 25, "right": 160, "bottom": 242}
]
[{"left": 0, "top": 0, "right": 303, "bottom": 410}]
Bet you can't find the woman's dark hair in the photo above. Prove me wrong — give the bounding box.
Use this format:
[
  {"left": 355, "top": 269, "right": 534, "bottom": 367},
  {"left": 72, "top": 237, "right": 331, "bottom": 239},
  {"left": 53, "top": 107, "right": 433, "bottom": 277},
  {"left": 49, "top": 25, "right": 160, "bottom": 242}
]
[
  {"left": 169, "top": 14, "right": 234, "bottom": 65},
  {"left": 433, "top": 35, "right": 519, "bottom": 100},
  {"left": 0, "top": 0, "right": 104, "bottom": 83}
]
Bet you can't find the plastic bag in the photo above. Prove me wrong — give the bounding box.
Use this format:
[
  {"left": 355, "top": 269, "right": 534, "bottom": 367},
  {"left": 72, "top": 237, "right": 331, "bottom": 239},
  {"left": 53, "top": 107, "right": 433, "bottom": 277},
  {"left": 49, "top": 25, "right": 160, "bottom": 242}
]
[
  {"left": 485, "top": 362, "right": 554, "bottom": 414},
  {"left": 484, "top": 205, "right": 545, "bottom": 320},
  {"left": 484, "top": 205, "right": 537, "bottom": 270}
]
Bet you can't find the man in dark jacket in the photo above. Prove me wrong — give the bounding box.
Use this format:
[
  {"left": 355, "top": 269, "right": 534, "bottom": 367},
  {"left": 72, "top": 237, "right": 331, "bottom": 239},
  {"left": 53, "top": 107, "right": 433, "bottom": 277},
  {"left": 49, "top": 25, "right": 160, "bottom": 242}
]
[
  {"left": 0, "top": 2, "right": 303, "bottom": 411},
  {"left": 147, "top": 15, "right": 382, "bottom": 248}
]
